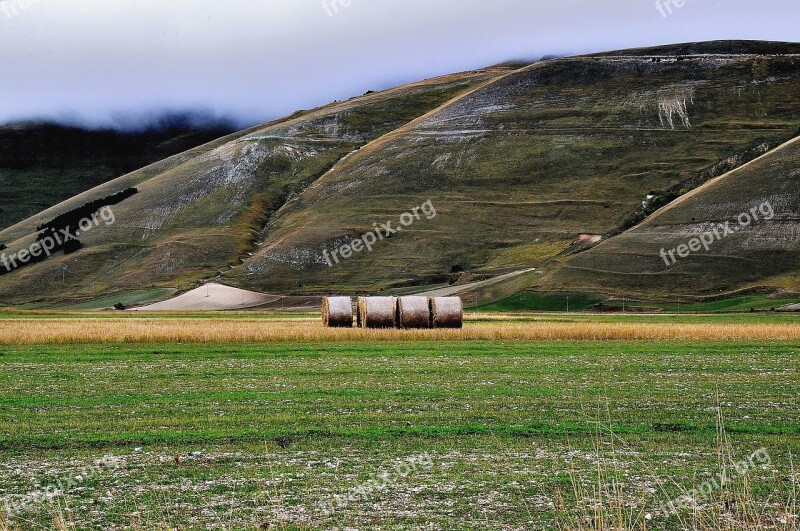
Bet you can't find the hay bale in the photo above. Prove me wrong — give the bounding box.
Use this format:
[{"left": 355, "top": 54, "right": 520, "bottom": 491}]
[
  {"left": 357, "top": 296, "right": 396, "bottom": 328},
  {"left": 396, "top": 296, "right": 431, "bottom": 329},
  {"left": 322, "top": 296, "right": 353, "bottom": 328},
  {"left": 430, "top": 296, "right": 464, "bottom": 329}
]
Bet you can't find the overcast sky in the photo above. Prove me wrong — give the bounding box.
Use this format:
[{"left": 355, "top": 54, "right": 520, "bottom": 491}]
[{"left": 1, "top": 0, "right": 798, "bottom": 129}]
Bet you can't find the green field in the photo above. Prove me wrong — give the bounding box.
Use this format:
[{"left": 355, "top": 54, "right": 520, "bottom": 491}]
[
  {"left": 477, "top": 292, "right": 607, "bottom": 312},
  {"left": 1, "top": 333, "right": 798, "bottom": 529},
  {"left": 480, "top": 291, "right": 800, "bottom": 313}
]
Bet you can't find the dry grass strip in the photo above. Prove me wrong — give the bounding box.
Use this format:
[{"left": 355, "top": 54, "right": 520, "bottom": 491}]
[{"left": 1, "top": 318, "right": 800, "bottom": 344}]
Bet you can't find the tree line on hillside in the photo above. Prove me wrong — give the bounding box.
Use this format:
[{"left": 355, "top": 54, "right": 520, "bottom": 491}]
[
  {"left": 0, "top": 188, "right": 137, "bottom": 276},
  {"left": 36, "top": 187, "right": 137, "bottom": 232}
]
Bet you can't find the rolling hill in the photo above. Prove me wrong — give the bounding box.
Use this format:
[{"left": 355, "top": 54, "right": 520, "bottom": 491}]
[
  {"left": 225, "top": 40, "right": 800, "bottom": 296},
  {"left": 1, "top": 41, "right": 800, "bottom": 308},
  {"left": 0, "top": 68, "right": 505, "bottom": 306},
  {"left": 540, "top": 135, "right": 800, "bottom": 299}
]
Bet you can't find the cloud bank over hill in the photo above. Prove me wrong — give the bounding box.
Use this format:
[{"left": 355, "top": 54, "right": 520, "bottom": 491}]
[{"left": 1, "top": 0, "right": 799, "bottom": 130}]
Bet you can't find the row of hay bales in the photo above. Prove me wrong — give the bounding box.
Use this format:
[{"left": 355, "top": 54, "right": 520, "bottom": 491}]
[{"left": 322, "top": 296, "right": 463, "bottom": 329}]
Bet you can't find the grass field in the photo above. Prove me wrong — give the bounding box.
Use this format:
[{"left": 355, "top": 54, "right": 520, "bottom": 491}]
[
  {"left": 480, "top": 291, "right": 800, "bottom": 313},
  {"left": 0, "top": 312, "right": 798, "bottom": 529}
]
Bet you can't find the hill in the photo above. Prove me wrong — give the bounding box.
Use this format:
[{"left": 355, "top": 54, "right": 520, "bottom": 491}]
[
  {"left": 2, "top": 41, "right": 800, "bottom": 308},
  {"left": 0, "top": 117, "right": 237, "bottom": 230},
  {"left": 539, "top": 135, "right": 800, "bottom": 299},
  {"left": 225, "top": 41, "right": 800, "bottom": 296},
  {"left": 0, "top": 68, "right": 504, "bottom": 306}
]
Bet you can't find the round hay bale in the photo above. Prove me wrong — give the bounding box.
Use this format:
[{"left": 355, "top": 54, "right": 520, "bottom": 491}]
[
  {"left": 322, "top": 296, "right": 353, "bottom": 328},
  {"left": 357, "top": 296, "right": 396, "bottom": 329},
  {"left": 430, "top": 296, "right": 464, "bottom": 329},
  {"left": 396, "top": 296, "right": 431, "bottom": 329}
]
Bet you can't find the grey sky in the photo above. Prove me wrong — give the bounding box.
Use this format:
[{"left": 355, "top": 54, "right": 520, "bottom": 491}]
[{"left": 1, "top": 0, "right": 797, "bottom": 129}]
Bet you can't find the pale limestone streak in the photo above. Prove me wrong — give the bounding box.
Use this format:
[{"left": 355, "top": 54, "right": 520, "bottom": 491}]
[{"left": 658, "top": 91, "right": 694, "bottom": 130}]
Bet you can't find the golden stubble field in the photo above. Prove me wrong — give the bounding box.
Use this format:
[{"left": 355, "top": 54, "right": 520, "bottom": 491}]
[{"left": 1, "top": 313, "right": 800, "bottom": 344}]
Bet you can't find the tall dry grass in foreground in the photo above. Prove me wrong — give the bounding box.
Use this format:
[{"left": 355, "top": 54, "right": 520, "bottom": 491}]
[
  {"left": 0, "top": 317, "right": 800, "bottom": 344},
  {"left": 555, "top": 409, "right": 799, "bottom": 531}
]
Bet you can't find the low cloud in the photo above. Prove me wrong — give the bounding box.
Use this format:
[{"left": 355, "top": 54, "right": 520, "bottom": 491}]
[{"left": 1, "top": 0, "right": 797, "bottom": 130}]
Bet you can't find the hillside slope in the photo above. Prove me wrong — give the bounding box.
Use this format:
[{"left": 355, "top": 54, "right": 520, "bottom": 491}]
[
  {"left": 540, "top": 135, "right": 800, "bottom": 299},
  {"left": 0, "top": 119, "right": 237, "bottom": 230},
  {"left": 3, "top": 41, "right": 800, "bottom": 307},
  {"left": 0, "top": 69, "right": 505, "bottom": 305},
  {"left": 224, "top": 41, "right": 800, "bottom": 295}
]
